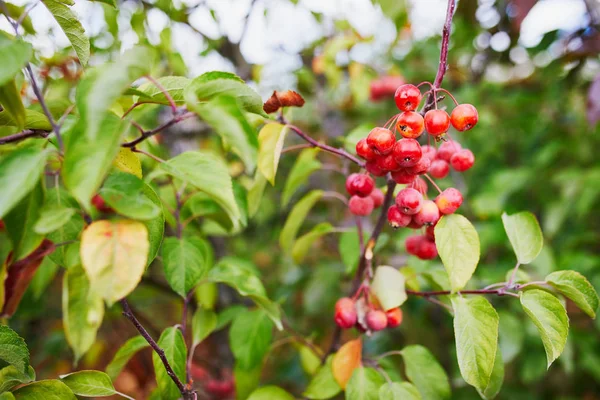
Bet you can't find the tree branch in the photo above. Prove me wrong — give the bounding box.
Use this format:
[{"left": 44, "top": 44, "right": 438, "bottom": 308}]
[
  {"left": 120, "top": 299, "right": 194, "bottom": 399},
  {"left": 407, "top": 288, "right": 519, "bottom": 298},
  {"left": 0, "top": 129, "right": 50, "bottom": 145},
  {"left": 121, "top": 112, "right": 196, "bottom": 148}
]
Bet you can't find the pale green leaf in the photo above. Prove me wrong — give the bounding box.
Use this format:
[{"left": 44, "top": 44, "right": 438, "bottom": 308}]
[
  {"left": 257, "top": 123, "right": 287, "bottom": 185},
  {"left": 379, "top": 382, "right": 422, "bottom": 400},
  {"left": 501, "top": 211, "right": 543, "bottom": 264},
  {"left": 0, "top": 80, "right": 25, "bottom": 130},
  {"left": 229, "top": 309, "right": 273, "bottom": 370},
  {"left": 134, "top": 76, "right": 190, "bottom": 105},
  {"left": 0, "top": 146, "right": 48, "bottom": 219},
  {"left": 34, "top": 205, "right": 75, "bottom": 235},
  {"left": 62, "top": 265, "right": 104, "bottom": 363},
  {"left": 435, "top": 214, "right": 480, "bottom": 292},
  {"left": 371, "top": 266, "right": 407, "bottom": 311},
  {"left": 520, "top": 289, "right": 569, "bottom": 367},
  {"left": 140, "top": 182, "right": 164, "bottom": 265},
  {"left": 279, "top": 190, "right": 323, "bottom": 254},
  {"left": 43, "top": 0, "right": 90, "bottom": 66},
  {"left": 234, "top": 364, "right": 261, "bottom": 400},
  {"left": 282, "top": 148, "right": 321, "bottom": 206},
  {"left": 0, "top": 108, "right": 52, "bottom": 130},
  {"left": 401, "top": 345, "right": 451, "bottom": 400},
  {"left": 248, "top": 386, "right": 294, "bottom": 400},
  {"left": 546, "top": 270, "right": 599, "bottom": 319},
  {"left": 0, "top": 365, "right": 35, "bottom": 393},
  {"left": 99, "top": 173, "right": 161, "bottom": 221},
  {"left": 345, "top": 367, "right": 384, "bottom": 400},
  {"left": 292, "top": 222, "right": 333, "bottom": 264},
  {"left": 60, "top": 370, "right": 115, "bottom": 397},
  {"left": 247, "top": 171, "right": 267, "bottom": 217},
  {"left": 152, "top": 327, "right": 186, "bottom": 400},
  {"left": 0, "top": 37, "right": 31, "bottom": 86},
  {"left": 304, "top": 356, "right": 341, "bottom": 400},
  {"left": 451, "top": 296, "right": 499, "bottom": 393},
  {"left": 477, "top": 350, "right": 504, "bottom": 400},
  {"left": 192, "top": 96, "right": 258, "bottom": 173},
  {"left": 12, "top": 380, "right": 76, "bottom": 400},
  {"left": 192, "top": 307, "right": 217, "bottom": 347},
  {"left": 105, "top": 336, "right": 149, "bottom": 380},
  {"left": 498, "top": 311, "right": 524, "bottom": 364}
]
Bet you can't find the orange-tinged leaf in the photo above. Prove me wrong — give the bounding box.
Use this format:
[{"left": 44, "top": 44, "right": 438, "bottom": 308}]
[
  {"left": 263, "top": 90, "right": 305, "bottom": 114},
  {"left": 80, "top": 220, "right": 149, "bottom": 305},
  {"left": 332, "top": 338, "right": 362, "bottom": 389}
]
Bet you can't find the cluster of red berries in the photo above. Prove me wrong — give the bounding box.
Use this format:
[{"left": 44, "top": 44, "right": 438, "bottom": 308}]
[
  {"left": 334, "top": 297, "right": 402, "bottom": 332},
  {"left": 345, "top": 173, "right": 384, "bottom": 216}
]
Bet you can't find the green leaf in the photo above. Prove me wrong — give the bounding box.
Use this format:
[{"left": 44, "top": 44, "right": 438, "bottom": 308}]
[
  {"left": 435, "top": 214, "right": 481, "bottom": 292},
  {"left": 192, "top": 307, "right": 217, "bottom": 347},
  {"left": 234, "top": 364, "right": 261, "bottom": 400},
  {"left": 0, "top": 80, "right": 25, "bottom": 130},
  {"left": 304, "top": 356, "right": 341, "bottom": 400},
  {"left": 546, "top": 270, "right": 599, "bottom": 319},
  {"left": 99, "top": 173, "right": 161, "bottom": 221},
  {"left": 477, "top": 350, "right": 504, "bottom": 400},
  {"left": 62, "top": 265, "right": 105, "bottom": 363},
  {"left": 0, "top": 365, "right": 34, "bottom": 393},
  {"left": 4, "top": 182, "right": 44, "bottom": 261},
  {"left": 76, "top": 46, "right": 152, "bottom": 140},
  {"left": 345, "top": 367, "right": 384, "bottom": 400},
  {"left": 282, "top": 148, "right": 321, "bottom": 206},
  {"left": 152, "top": 327, "right": 186, "bottom": 400},
  {"left": 60, "top": 370, "right": 115, "bottom": 397},
  {"left": 45, "top": 189, "right": 84, "bottom": 267},
  {"left": 451, "top": 296, "right": 499, "bottom": 393},
  {"left": 0, "top": 37, "right": 31, "bottom": 86},
  {"left": 229, "top": 309, "right": 273, "bottom": 370},
  {"left": 379, "top": 382, "right": 422, "bottom": 400},
  {"left": 0, "top": 393, "right": 14, "bottom": 400},
  {"left": 520, "top": 289, "right": 569, "bottom": 367},
  {"left": 400, "top": 345, "right": 451, "bottom": 400},
  {"left": 498, "top": 311, "right": 524, "bottom": 364},
  {"left": 280, "top": 190, "right": 323, "bottom": 254},
  {"left": 63, "top": 113, "right": 129, "bottom": 208},
  {"left": 207, "top": 257, "right": 282, "bottom": 330},
  {"left": 105, "top": 336, "right": 149, "bottom": 380},
  {"left": 12, "top": 380, "right": 76, "bottom": 399},
  {"left": 134, "top": 76, "right": 190, "bottom": 105},
  {"left": 184, "top": 71, "right": 265, "bottom": 116},
  {"left": 0, "top": 146, "right": 48, "bottom": 219},
  {"left": 248, "top": 386, "right": 295, "bottom": 400},
  {"left": 43, "top": 0, "right": 90, "bottom": 66},
  {"left": 291, "top": 222, "right": 333, "bottom": 264},
  {"left": 247, "top": 171, "right": 268, "bottom": 217},
  {"left": 257, "top": 123, "right": 287, "bottom": 185},
  {"left": 371, "top": 266, "right": 407, "bottom": 311},
  {"left": 160, "top": 151, "right": 240, "bottom": 229},
  {"left": 192, "top": 96, "right": 258, "bottom": 173},
  {"left": 162, "top": 236, "right": 211, "bottom": 297},
  {"left": 141, "top": 182, "right": 165, "bottom": 265},
  {"left": 501, "top": 211, "right": 543, "bottom": 264},
  {"left": 0, "top": 4, "right": 36, "bottom": 34},
  {"left": 33, "top": 205, "right": 75, "bottom": 235},
  {"left": 0, "top": 108, "right": 52, "bottom": 130}
]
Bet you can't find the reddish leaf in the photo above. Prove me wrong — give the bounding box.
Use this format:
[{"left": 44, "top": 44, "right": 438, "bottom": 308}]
[
  {"left": 588, "top": 73, "right": 600, "bottom": 127},
  {"left": 263, "top": 90, "right": 305, "bottom": 114},
  {"left": 332, "top": 338, "right": 362, "bottom": 389},
  {"left": 511, "top": 0, "right": 538, "bottom": 31},
  {"left": 1, "top": 239, "right": 54, "bottom": 318}
]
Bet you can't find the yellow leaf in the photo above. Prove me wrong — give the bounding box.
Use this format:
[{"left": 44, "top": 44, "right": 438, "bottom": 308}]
[
  {"left": 332, "top": 338, "right": 362, "bottom": 389},
  {"left": 112, "top": 148, "right": 142, "bottom": 178},
  {"left": 80, "top": 220, "right": 149, "bottom": 305}
]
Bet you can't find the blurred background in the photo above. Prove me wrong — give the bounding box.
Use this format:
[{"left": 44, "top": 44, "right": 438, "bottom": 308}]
[{"left": 3, "top": 0, "right": 600, "bottom": 399}]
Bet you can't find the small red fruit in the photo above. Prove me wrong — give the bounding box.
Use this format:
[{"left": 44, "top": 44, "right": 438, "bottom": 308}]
[
  {"left": 392, "top": 138, "right": 422, "bottom": 167},
  {"left": 394, "top": 84, "right": 422, "bottom": 112},
  {"left": 425, "top": 225, "right": 436, "bottom": 240},
  {"left": 450, "top": 104, "right": 479, "bottom": 131},
  {"left": 407, "top": 218, "right": 424, "bottom": 229},
  {"left": 391, "top": 169, "right": 416, "bottom": 184},
  {"left": 410, "top": 176, "right": 428, "bottom": 195},
  {"left": 346, "top": 174, "right": 375, "bottom": 197},
  {"left": 387, "top": 205, "right": 411, "bottom": 228},
  {"left": 405, "top": 235, "right": 424, "bottom": 255},
  {"left": 450, "top": 149, "right": 475, "bottom": 172},
  {"left": 370, "top": 188, "right": 385, "bottom": 208},
  {"left": 436, "top": 140, "right": 461, "bottom": 162},
  {"left": 412, "top": 200, "right": 440, "bottom": 226},
  {"left": 396, "top": 111, "right": 424, "bottom": 139},
  {"left": 435, "top": 187, "right": 463, "bottom": 214},
  {"left": 376, "top": 154, "right": 402, "bottom": 172},
  {"left": 386, "top": 308, "right": 403, "bottom": 328},
  {"left": 428, "top": 159, "right": 450, "bottom": 179},
  {"left": 416, "top": 238, "right": 438, "bottom": 260},
  {"left": 356, "top": 138, "right": 377, "bottom": 161},
  {"left": 406, "top": 156, "right": 431, "bottom": 175},
  {"left": 367, "top": 127, "right": 396, "bottom": 155},
  {"left": 91, "top": 194, "right": 113, "bottom": 213},
  {"left": 396, "top": 188, "right": 423, "bottom": 215},
  {"left": 421, "top": 145, "right": 437, "bottom": 161},
  {"left": 349, "top": 195, "right": 374, "bottom": 216},
  {"left": 424, "top": 109, "right": 450, "bottom": 136},
  {"left": 366, "top": 310, "right": 388, "bottom": 331},
  {"left": 335, "top": 298, "right": 358, "bottom": 329},
  {"left": 365, "top": 160, "right": 386, "bottom": 177},
  {"left": 370, "top": 76, "right": 405, "bottom": 101}
]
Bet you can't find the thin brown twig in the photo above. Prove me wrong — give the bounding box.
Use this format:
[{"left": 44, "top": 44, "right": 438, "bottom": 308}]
[
  {"left": 122, "top": 112, "right": 195, "bottom": 148},
  {"left": 0, "top": 129, "right": 50, "bottom": 144},
  {"left": 145, "top": 74, "right": 178, "bottom": 114},
  {"left": 131, "top": 148, "right": 166, "bottom": 163}
]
